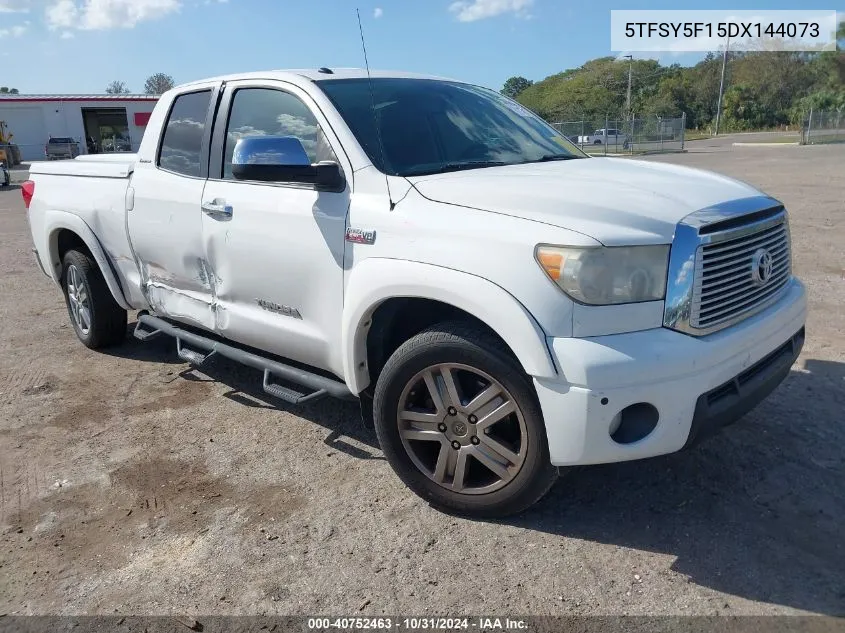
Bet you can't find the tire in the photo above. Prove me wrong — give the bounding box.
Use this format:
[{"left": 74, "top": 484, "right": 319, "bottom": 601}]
[
  {"left": 61, "top": 249, "right": 127, "bottom": 349},
  {"left": 373, "top": 322, "right": 558, "bottom": 518}
]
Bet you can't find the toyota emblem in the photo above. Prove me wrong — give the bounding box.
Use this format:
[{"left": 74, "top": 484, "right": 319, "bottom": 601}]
[{"left": 751, "top": 248, "right": 774, "bottom": 286}]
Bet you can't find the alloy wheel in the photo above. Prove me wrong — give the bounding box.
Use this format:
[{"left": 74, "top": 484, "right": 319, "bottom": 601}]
[
  {"left": 396, "top": 363, "right": 528, "bottom": 495},
  {"left": 66, "top": 264, "right": 91, "bottom": 335}
]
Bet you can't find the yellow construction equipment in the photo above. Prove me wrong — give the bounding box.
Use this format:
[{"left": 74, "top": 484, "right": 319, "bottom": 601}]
[{"left": 0, "top": 120, "right": 20, "bottom": 166}]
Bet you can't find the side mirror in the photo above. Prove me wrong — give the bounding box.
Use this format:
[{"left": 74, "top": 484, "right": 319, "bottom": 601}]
[{"left": 231, "top": 136, "right": 344, "bottom": 191}]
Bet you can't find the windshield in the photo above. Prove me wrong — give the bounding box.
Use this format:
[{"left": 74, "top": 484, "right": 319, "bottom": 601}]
[{"left": 319, "top": 78, "right": 585, "bottom": 177}]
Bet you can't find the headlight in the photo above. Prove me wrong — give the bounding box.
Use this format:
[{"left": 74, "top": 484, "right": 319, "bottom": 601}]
[{"left": 536, "top": 244, "right": 670, "bottom": 305}]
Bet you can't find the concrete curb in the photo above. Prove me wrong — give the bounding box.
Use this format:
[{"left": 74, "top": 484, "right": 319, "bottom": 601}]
[{"left": 732, "top": 142, "right": 800, "bottom": 147}]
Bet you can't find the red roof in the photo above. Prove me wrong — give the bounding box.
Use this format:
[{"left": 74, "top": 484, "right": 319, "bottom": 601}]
[{"left": 0, "top": 94, "right": 159, "bottom": 102}]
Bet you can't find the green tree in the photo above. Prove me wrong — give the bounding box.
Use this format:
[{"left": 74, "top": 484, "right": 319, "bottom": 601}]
[
  {"left": 508, "top": 47, "right": 844, "bottom": 130},
  {"left": 105, "top": 80, "right": 130, "bottom": 94},
  {"left": 0, "top": 87, "right": 19, "bottom": 94},
  {"left": 144, "top": 73, "right": 175, "bottom": 95},
  {"left": 501, "top": 76, "right": 533, "bottom": 99},
  {"left": 790, "top": 89, "right": 845, "bottom": 123}
]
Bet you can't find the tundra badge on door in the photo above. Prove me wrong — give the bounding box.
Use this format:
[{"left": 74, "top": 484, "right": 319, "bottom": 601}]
[{"left": 256, "top": 299, "right": 302, "bottom": 319}]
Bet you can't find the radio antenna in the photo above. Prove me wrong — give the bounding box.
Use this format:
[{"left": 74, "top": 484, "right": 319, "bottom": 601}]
[{"left": 356, "top": 8, "right": 394, "bottom": 210}]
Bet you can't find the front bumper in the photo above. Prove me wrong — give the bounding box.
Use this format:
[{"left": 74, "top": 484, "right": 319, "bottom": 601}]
[{"left": 534, "top": 278, "right": 807, "bottom": 466}]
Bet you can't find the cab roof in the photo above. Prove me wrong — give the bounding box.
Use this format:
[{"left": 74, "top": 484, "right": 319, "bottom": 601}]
[{"left": 176, "top": 68, "right": 461, "bottom": 88}]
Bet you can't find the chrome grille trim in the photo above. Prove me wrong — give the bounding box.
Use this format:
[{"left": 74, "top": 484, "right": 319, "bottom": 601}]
[{"left": 663, "top": 195, "right": 793, "bottom": 336}]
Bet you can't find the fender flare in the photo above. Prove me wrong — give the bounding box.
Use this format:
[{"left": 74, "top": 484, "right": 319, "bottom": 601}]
[
  {"left": 43, "top": 210, "right": 133, "bottom": 311},
  {"left": 341, "top": 258, "right": 557, "bottom": 394}
]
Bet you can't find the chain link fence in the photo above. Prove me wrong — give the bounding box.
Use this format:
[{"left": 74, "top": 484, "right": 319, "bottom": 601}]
[
  {"left": 551, "top": 114, "right": 686, "bottom": 155},
  {"left": 801, "top": 109, "right": 845, "bottom": 145}
]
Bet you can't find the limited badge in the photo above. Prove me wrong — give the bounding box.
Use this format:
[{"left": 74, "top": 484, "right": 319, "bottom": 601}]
[{"left": 345, "top": 227, "right": 376, "bottom": 245}]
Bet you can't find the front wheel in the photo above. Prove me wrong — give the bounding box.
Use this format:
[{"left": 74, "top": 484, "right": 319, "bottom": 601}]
[{"left": 373, "top": 322, "right": 558, "bottom": 518}]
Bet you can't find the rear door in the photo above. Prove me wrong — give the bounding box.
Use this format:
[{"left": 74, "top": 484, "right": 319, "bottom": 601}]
[
  {"left": 199, "top": 80, "right": 351, "bottom": 375},
  {"left": 128, "top": 85, "right": 221, "bottom": 331}
]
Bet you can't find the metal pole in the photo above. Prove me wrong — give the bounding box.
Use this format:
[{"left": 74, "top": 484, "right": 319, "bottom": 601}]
[
  {"left": 605, "top": 113, "right": 609, "bottom": 155},
  {"left": 630, "top": 114, "right": 635, "bottom": 154},
  {"left": 806, "top": 107, "right": 813, "bottom": 144},
  {"left": 659, "top": 116, "right": 664, "bottom": 151},
  {"left": 714, "top": 36, "right": 730, "bottom": 136},
  {"left": 681, "top": 112, "right": 686, "bottom": 149},
  {"left": 624, "top": 54, "right": 633, "bottom": 122}
]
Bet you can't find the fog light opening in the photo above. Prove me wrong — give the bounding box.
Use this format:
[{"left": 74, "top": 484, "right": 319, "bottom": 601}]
[{"left": 610, "top": 403, "right": 659, "bottom": 445}]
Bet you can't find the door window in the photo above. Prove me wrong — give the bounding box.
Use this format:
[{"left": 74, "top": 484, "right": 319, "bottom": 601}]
[
  {"left": 221, "top": 88, "right": 336, "bottom": 180},
  {"left": 158, "top": 90, "right": 212, "bottom": 177}
]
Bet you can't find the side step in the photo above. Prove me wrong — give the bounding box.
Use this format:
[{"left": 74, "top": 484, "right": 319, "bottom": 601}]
[{"left": 134, "top": 314, "right": 354, "bottom": 405}]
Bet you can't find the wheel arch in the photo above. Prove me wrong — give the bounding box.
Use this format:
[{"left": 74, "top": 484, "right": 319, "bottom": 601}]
[
  {"left": 44, "top": 211, "right": 132, "bottom": 310},
  {"left": 342, "top": 259, "right": 557, "bottom": 394}
]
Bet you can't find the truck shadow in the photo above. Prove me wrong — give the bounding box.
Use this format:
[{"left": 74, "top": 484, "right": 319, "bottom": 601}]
[
  {"left": 105, "top": 321, "right": 382, "bottom": 461},
  {"left": 105, "top": 328, "right": 843, "bottom": 612},
  {"left": 503, "top": 357, "right": 845, "bottom": 615}
]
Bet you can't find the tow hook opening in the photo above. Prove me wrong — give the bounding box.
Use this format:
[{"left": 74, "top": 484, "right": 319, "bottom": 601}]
[{"left": 609, "top": 403, "right": 659, "bottom": 444}]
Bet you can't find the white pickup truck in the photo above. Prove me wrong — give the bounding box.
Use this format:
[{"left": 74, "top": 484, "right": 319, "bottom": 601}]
[
  {"left": 578, "top": 128, "right": 629, "bottom": 148},
  {"left": 24, "top": 69, "right": 806, "bottom": 517}
]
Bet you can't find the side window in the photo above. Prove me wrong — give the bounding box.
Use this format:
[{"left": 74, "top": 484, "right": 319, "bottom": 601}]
[
  {"left": 222, "top": 88, "right": 336, "bottom": 180},
  {"left": 158, "top": 90, "right": 211, "bottom": 177}
]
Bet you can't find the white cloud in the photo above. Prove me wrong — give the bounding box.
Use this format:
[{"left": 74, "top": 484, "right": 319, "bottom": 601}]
[
  {"left": 46, "top": 0, "right": 181, "bottom": 30},
  {"left": 0, "top": 0, "right": 31, "bottom": 13},
  {"left": 0, "top": 21, "right": 28, "bottom": 36},
  {"left": 373, "top": 7, "right": 382, "bottom": 18},
  {"left": 449, "top": 0, "right": 532, "bottom": 22}
]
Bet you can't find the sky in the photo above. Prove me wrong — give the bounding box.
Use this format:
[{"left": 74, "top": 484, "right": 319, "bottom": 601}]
[{"left": 0, "top": 0, "right": 843, "bottom": 95}]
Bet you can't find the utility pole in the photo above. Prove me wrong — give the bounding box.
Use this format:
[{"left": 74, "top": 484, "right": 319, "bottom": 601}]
[
  {"left": 714, "top": 36, "right": 730, "bottom": 136},
  {"left": 624, "top": 54, "right": 633, "bottom": 122}
]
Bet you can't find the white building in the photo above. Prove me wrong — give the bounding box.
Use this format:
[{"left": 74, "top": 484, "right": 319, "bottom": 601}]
[{"left": 0, "top": 94, "right": 159, "bottom": 161}]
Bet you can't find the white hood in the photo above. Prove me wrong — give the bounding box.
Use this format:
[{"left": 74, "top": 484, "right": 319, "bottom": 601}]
[{"left": 408, "top": 157, "right": 763, "bottom": 246}]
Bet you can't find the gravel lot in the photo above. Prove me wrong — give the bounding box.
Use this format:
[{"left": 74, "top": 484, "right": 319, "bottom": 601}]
[{"left": 0, "top": 143, "right": 843, "bottom": 617}]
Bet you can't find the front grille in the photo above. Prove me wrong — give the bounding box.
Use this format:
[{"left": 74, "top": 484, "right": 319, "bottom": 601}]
[{"left": 690, "top": 212, "right": 792, "bottom": 331}]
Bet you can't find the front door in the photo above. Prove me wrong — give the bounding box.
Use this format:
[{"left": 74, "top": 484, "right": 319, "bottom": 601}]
[
  {"left": 128, "top": 85, "right": 219, "bottom": 331},
  {"left": 199, "top": 81, "right": 350, "bottom": 376}
]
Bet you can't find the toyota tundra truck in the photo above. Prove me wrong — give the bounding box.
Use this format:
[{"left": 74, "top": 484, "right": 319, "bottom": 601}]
[{"left": 23, "top": 69, "right": 806, "bottom": 517}]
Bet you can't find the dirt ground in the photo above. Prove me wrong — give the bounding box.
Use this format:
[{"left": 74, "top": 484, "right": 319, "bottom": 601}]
[{"left": 0, "top": 142, "right": 843, "bottom": 617}]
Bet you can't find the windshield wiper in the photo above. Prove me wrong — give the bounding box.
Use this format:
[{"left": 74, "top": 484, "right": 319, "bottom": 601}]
[
  {"left": 405, "top": 161, "right": 508, "bottom": 176},
  {"left": 527, "top": 154, "right": 581, "bottom": 163}
]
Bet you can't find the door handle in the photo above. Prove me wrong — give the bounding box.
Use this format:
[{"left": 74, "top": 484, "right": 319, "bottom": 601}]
[{"left": 202, "top": 198, "right": 233, "bottom": 218}]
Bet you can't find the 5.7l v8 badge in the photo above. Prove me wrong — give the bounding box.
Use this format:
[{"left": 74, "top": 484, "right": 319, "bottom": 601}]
[{"left": 345, "top": 227, "right": 376, "bottom": 245}]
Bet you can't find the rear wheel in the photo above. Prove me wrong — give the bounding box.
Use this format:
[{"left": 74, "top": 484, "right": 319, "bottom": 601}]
[
  {"left": 61, "top": 249, "right": 127, "bottom": 349},
  {"left": 373, "top": 322, "right": 558, "bottom": 518}
]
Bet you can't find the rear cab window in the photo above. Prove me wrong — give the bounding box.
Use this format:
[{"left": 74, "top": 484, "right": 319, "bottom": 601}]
[{"left": 158, "top": 90, "right": 212, "bottom": 177}]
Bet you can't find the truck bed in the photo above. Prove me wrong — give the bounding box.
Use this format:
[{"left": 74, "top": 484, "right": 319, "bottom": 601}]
[
  {"left": 29, "top": 154, "right": 137, "bottom": 179},
  {"left": 27, "top": 154, "right": 142, "bottom": 308}
]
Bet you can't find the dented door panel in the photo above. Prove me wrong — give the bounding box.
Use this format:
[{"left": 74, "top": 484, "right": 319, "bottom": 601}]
[
  {"left": 127, "top": 167, "right": 212, "bottom": 328},
  {"left": 125, "top": 84, "right": 219, "bottom": 330}
]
